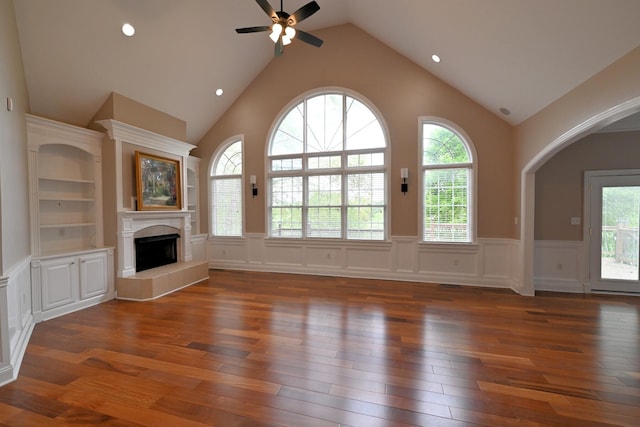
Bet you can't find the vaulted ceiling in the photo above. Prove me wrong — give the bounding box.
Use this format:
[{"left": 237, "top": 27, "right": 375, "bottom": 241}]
[{"left": 12, "top": 0, "right": 640, "bottom": 144}]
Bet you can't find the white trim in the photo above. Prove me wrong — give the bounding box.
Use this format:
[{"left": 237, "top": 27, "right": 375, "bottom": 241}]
[
  {"left": 26, "top": 114, "right": 103, "bottom": 156},
  {"left": 96, "top": 119, "right": 195, "bottom": 156}
]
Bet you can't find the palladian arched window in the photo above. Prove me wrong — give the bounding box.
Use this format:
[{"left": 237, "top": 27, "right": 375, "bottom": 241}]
[{"left": 268, "top": 90, "right": 388, "bottom": 240}]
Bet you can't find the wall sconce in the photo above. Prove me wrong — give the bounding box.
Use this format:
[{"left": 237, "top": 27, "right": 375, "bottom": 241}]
[
  {"left": 250, "top": 175, "right": 258, "bottom": 197},
  {"left": 400, "top": 168, "right": 408, "bottom": 194}
]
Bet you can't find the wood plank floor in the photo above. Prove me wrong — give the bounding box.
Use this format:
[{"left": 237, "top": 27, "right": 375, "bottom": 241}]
[{"left": 1, "top": 270, "right": 639, "bottom": 426}]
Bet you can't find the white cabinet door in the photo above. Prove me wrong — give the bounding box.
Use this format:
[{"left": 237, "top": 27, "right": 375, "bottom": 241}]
[
  {"left": 40, "top": 257, "right": 78, "bottom": 311},
  {"left": 79, "top": 252, "right": 108, "bottom": 299}
]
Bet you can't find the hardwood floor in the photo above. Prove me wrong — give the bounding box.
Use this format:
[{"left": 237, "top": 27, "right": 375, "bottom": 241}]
[{"left": 1, "top": 270, "right": 639, "bottom": 426}]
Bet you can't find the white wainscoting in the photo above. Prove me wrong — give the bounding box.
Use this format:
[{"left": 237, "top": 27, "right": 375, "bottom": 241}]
[
  {"left": 191, "top": 234, "right": 208, "bottom": 262},
  {"left": 534, "top": 240, "right": 586, "bottom": 293},
  {"left": 0, "top": 258, "right": 34, "bottom": 386},
  {"left": 207, "top": 235, "right": 520, "bottom": 290}
]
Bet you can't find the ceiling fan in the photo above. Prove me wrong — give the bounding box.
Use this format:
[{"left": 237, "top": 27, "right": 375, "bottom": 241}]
[{"left": 236, "top": 0, "right": 323, "bottom": 56}]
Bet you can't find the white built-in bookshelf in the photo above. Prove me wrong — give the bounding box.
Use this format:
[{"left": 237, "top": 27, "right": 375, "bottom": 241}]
[{"left": 27, "top": 114, "right": 114, "bottom": 321}]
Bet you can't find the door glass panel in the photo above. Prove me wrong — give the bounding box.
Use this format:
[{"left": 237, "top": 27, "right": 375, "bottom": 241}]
[{"left": 600, "top": 186, "right": 640, "bottom": 280}]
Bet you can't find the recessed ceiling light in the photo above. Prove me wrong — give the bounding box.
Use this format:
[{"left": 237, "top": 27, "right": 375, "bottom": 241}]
[
  {"left": 215, "top": 88, "right": 224, "bottom": 97},
  {"left": 499, "top": 107, "right": 511, "bottom": 116},
  {"left": 122, "top": 23, "right": 135, "bottom": 37},
  {"left": 431, "top": 54, "right": 441, "bottom": 63}
]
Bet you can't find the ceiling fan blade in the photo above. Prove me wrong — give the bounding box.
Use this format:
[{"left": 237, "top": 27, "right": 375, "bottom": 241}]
[
  {"left": 236, "top": 26, "right": 271, "bottom": 34},
  {"left": 296, "top": 30, "right": 323, "bottom": 47},
  {"left": 255, "top": 0, "right": 278, "bottom": 20},
  {"left": 288, "top": 1, "right": 320, "bottom": 26},
  {"left": 275, "top": 37, "right": 284, "bottom": 56}
]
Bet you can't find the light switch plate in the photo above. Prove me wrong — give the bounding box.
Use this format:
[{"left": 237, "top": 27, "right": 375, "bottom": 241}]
[{"left": 571, "top": 217, "right": 581, "bottom": 225}]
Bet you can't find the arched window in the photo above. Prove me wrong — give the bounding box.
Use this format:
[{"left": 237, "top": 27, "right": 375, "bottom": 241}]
[
  {"left": 268, "top": 90, "right": 388, "bottom": 240},
  {"left": 210, "top": 139, "right": 243, "bottom": 236},
  {"left": 421, "top": 119, "right": 476, "bottom": 243}
]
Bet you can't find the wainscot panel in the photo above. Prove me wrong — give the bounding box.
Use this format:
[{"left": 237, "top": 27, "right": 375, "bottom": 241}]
[
  {"left": 191, "top": 234, "right": 208, "bottom": 262},
  {"left": 207, "top": 236, "right": 519, "bottom": 291},
  {"left": 306, "top": 246, "right": 343, "bottom": 269},
  {"left": 345, "top": 243, "right": 392, "bottom": 272},
  {"left": 0, "top": 258, "right": 34, "bottom": 386},
  {"left": 534, "top": 240, "right": 585, "bottom": 293}
]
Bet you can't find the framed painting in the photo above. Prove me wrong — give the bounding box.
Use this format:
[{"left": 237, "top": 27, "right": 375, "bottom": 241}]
[{"left": 135, "top": 151, "right": 182, "bottom": 210}]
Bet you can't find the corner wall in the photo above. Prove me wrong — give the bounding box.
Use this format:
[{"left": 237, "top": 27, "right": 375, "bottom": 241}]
[{"left": 0, "top": 0, "right": 34, "bottom": 385}]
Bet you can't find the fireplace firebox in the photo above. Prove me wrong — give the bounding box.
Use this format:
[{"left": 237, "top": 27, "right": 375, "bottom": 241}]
[{"left": 135, "top": 233, "right": 180, "bottom": 272}]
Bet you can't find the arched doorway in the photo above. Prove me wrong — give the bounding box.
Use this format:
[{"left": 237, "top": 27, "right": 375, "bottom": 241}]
[{"left": 520, "top": 97, "right": 640, "bottom": 296}]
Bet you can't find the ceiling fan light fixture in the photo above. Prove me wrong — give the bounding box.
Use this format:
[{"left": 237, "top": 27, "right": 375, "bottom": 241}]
[
  {"left": 236, "top": 0, "right": 323, "bottom": 55},
  {"left": 285, "top": 26, "right": 296, "bottom": 39},
  {"left": 270, "top": 23, "right": 283, "bottom": 43}
]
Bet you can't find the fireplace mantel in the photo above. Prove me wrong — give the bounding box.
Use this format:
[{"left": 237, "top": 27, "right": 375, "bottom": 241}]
[{"left": 117, "top": 210, "right": 192, "bottom": 277}]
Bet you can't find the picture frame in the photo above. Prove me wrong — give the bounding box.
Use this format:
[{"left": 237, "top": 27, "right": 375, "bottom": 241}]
[{"left": 135, "top": 151, "right": 182, "bottom": 210}]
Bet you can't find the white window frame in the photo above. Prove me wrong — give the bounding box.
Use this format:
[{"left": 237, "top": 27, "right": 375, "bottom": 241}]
[
  {"left": 209, "top": 136, "right": 245, "bottom": 237},
  {"left": 266, "top": 88, "right": 390, "bottom": 241},
  {"left": 419, "top": 117, "right": 477, "bottom": 244}
]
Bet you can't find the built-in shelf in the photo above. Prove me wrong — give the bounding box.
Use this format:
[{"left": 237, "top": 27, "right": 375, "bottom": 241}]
[
  {"left": 40, "top": 222, "right": 96, "bottom": 229},
  {"left": 187, "top": 156, "right": 200, "bottom": 235},
  {"left": 27, "top": 114, "right": 105, "bottom": 257},
  {"left": 39, "top": 197, "right": 96, "bottom": 202},
  {"left": 39, "top": 176, "right": 95, "bottom": 184}
]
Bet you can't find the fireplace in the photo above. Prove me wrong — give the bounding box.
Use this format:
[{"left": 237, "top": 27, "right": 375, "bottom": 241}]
[
  {"left": 117, "top": 211, "right": 193, "bottom": 278},
  {"left": 135, "top": 233, "right": 180, "bottom": 272}
]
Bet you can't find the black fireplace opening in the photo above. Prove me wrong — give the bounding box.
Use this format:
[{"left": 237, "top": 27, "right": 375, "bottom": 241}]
[{"left": 135, "top": 233, "right": 180, "bottom": 272}]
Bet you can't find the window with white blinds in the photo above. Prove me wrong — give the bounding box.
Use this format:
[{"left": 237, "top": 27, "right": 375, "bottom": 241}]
[
  {"left": 211, "top": 140, "right": 243, "bottom": 236},
  {"left": 268, "top": 90, "right": 388, "bottom": 240},
  {"left": 421, "top": 121, "right": 474, "bottom": 243}
]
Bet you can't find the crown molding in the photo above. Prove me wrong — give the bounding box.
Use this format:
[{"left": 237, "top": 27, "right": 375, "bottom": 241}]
[{"left": 96, "top": 119, "right": 195, "bottom": 157}]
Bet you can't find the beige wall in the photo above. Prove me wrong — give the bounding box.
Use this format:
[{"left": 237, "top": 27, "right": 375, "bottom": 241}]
[
  {"left": 90, "top": 92, "right": 187, "bottom": 142},
  {"left": 535, "top": 130, "right": 640, "bottom": 241},
  {"left": 0, "top": 0, "right": 30, "bottom": 273},
  {"left": 515, "top": 46, "right": 640, "bottom": 239},
  {"left": 193, "top": 24, "right": 514, "bottom": 238}
]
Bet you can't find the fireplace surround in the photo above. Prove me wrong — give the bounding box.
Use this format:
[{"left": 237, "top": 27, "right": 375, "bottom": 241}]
[{"left": 117, "top": 210, "right": 192, "bottom": 277}]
